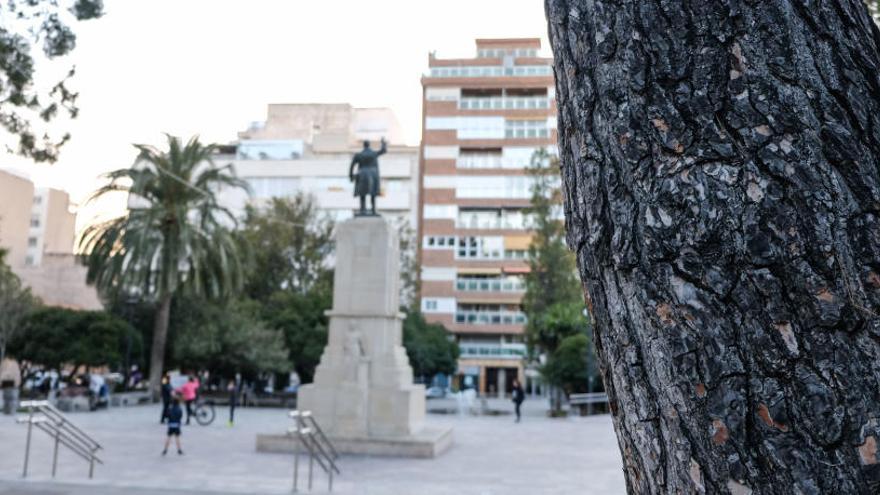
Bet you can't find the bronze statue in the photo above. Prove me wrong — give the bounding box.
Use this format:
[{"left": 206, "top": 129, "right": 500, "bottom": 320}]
[{"left": 349, "top": 138, "right": 386, "bottom": 216}]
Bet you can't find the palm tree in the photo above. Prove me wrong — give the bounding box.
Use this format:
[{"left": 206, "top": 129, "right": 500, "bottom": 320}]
[{"left": 80, "top": 135, "right": 248, "bottom": 400}]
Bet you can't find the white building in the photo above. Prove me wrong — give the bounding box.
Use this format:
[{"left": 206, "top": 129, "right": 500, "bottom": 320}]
[{"left": 216, "top": 104, "right": 420, "bottom": 228}]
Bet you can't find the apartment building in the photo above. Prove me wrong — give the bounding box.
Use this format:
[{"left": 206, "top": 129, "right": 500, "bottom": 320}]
[
  {"left": 418, "top": 39, "right": 557, "bottom": 396},
  {"left": 217, "top": 104, "right": 420, "bottom": 228},
  {"left": 0, "top": 169, "right": 101, "bottom": 310}
]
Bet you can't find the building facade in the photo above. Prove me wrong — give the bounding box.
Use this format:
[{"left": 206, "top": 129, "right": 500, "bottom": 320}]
[
  {"left": 0, "top": 169, "right": 101, "bottom": 310},
  {"left": 418, "top": 38, "right": 557, "bottom": 396},
  {"left": 217, "top": 104, "right": 420, "bottom": 228}
]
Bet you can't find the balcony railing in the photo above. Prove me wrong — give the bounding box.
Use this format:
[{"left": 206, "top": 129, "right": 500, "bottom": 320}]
[
  {"left": 428, "top": 65, "right": 552, "bottom": 78},
  {"left": 455, "top": 217, "right": 527, "bottom": 230},
  {"left": 455, "top": 310, "right": 527, "bottom": 326},
  {"left": 459, "top": 343, "right": 527, "bottom": 359},
  {"left": 456, "top": 278, "right": 526, "bottom": 292},
  {"left": 459, "top": 97, "right": 552, "bottom": 111}
]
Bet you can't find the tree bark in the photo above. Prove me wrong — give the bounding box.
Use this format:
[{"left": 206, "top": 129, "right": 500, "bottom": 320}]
[
  {"left": 148, "top": 294, "right": 172, "bottom": 402},
  {"left": 546, "top": 0, "right": 880, "bottom": 493}
]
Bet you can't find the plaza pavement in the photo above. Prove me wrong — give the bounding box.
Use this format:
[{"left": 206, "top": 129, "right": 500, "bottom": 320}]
[{"left": 0, "top": 398, "right": 625, "bottom": 495}]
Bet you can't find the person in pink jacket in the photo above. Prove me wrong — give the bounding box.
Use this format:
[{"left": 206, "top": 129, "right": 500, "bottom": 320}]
[{"left": 176, "top": 375, "right": 200, "bottom": 425}]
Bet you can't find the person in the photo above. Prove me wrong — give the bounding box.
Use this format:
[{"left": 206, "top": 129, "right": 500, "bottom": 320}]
[
  {"left": 176, "top": 375, "right": 200, "bottom": 425},
  {"left": 162, "top": 397, "right": 184, "bottom": 455},
  {"left": 159, "top": 374, "right": 172, "bottom": 424},
  {"left": 511, "top": 378, "right": 525, "bottom": 423},
  {"left": 227, "top": 375, "right": 240, "bottom": 427}
]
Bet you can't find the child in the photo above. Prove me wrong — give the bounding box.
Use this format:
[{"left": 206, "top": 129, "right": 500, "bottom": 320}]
[{"left": 162, "top": 397, "right": 184, "bottom": 455}]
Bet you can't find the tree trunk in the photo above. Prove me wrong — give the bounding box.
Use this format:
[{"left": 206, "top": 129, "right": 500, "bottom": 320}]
[
  {"left": 546, "top": 0, "right": 880, "bottom": 492},
  {"left": 148, "top": 294, "right": 172, "bottom": 402}
]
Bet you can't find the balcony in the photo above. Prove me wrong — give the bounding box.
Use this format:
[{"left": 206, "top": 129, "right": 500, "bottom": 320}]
[
  {"left": 459, "top": 343, "right": 527, "bottom": 360},
  {"left": 427, "top": 65, "right": 552, "bottom": 78},
  {"left": 459, "top": 97, "right": 552, "bottom": 111},
  {"left": 456, "top": 278, "right": 526, "bottom": 293},
  {"left": 455, "top": 310, "right": 527, "bottom": 326}
]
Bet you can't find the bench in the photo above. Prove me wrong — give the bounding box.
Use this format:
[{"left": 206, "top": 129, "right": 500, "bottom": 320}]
[{"left": 568, "top": 392, "right": 609, "bottom": 415}]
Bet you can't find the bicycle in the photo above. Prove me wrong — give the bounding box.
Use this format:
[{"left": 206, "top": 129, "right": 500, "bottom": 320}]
[{"left": 193, "top": 398, "right": 216, "bottom": 426}]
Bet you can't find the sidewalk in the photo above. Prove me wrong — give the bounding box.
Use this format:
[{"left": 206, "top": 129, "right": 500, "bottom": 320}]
[{"left": 0, "top": 405, "right": 625, "bottom": 494}]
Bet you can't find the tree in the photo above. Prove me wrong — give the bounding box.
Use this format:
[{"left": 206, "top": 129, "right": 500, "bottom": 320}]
[
  {"left": 547, "top": 0, "right": 880, "bottom": 492},
  {"left": 0, "top": 249, "right": 38, "bottom": 363},
  {"left": 238, "top": 195, "right": 334, "bottom": 301},
  {"left": 261, "top": 288, "right": 331, "bottom": 384},
  {"left": 80, "top": 135, "right": 248, "bottom": 400},
  {"left": 542, "top": 333, "right": 590, "bottom": 396},
  {"left": 171, "top": 297, "right": 289, "bottom": 378},
  {"left": 402, "top": 310, "right": 459, "bottom": 380},
  {"left": 522, "top": 149, "right": 587, "bottom": 412},
  {"left": 523, "top": 149, "right": 582, "bottom": 324},
  {"left": 0, "top": 0, "right": 103, "bottom": 162},
  {"left": 10, "top": 307, "right": 136, "bottom": 375}
]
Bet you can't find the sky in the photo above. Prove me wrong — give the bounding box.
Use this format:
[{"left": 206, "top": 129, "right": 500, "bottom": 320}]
[{"left": 2, "top": 0, "right": 551, "bottom": 231}]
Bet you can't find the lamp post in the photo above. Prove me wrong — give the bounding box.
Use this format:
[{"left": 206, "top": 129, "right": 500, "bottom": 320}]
[{"left": 123, "top": 290, "right": 140, "bottom": 391}]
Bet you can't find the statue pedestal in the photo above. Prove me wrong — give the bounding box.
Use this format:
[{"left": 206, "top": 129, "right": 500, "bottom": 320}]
[{"left": 258, "top": 217, "right": 452, "bottom": 457}]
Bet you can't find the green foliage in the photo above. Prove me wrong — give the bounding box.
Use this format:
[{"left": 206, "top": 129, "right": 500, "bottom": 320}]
[
  {"left": 171, "top": 297, "right": 289, "bottom": 377},
  {"left": 542, "top": 334, "right": 591, "bottom": 395},
  {"left": 80, "top": 135, "right": 249, "bottom": 392},
  {"left": 523, "top": 148, "right": 583, "bottom": 356},
  {"left": 396, "top": 219, "right": 420, "bottom": 310},
  {"left": 0, "top": 0, "right": 103, "bottom": 162},
  {"left": 260, "top": 288, "right": 331, "bottom": 383},
  {"left": 81, "top": 135, "right": 248, "bottom": 301},
  {"left": 0, "top": 251, "right": 38, "bottom": 362},
  {"left": 402, "top": 310, "right": 459, "bottom": 379},
  {"left": 238, "top": 195, "right": 334, "bottom": 301},
  {"left": 527, "top": 302, "right": 590, "bottom": 355},
  {"left": 10, "top": 307, "right": 138, "bottom": 373}
]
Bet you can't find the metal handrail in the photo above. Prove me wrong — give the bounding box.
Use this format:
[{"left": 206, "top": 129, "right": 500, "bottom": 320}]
[
  {"left": 16, "top": 400, "right": 103, "bottom": 479},
  {"left": 288, "top": 409, "right": 340, "bottom": 492}
]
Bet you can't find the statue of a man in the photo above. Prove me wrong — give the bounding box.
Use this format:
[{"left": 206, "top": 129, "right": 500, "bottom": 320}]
[{"left": 349, "top": 138, "right": 387, "bottom": 216}]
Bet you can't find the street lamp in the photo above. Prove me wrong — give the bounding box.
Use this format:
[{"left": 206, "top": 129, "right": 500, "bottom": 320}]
[{"left": 123, "top": 288, "right": 141, "bottom": 390}]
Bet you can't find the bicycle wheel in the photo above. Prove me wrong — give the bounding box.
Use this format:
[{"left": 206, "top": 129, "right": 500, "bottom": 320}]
[{"left": 194, "top": 401, "right": 215, "bottom": 426}]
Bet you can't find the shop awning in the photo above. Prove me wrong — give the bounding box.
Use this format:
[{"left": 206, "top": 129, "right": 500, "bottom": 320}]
[
  {"left": 503, "top": 266, "right": 531, "bottom": 274},
  {"left": 457, "top": 267, "right": 503, "bottom": 275},
  {"left": 504, "top": 235, "right": 533, "bottom": 250}
]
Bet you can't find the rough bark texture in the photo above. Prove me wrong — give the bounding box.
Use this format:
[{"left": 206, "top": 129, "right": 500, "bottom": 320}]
[
  {"left": 546, "top": 0, "right": 880, "bottom": 493},
  {"left": 148, "top": 295, "right": 172, "bottom": 402}
]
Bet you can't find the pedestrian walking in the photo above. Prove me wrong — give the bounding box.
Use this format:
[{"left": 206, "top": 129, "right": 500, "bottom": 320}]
[
  {"left": 512, "top": 378, "right": 525, "bottom": 423},
  {"left": 159, "top": 374, "right": 172, "bottom": 424},
  {"left": 162, "top": 397, "right": 184, "bottom": 455},
  {"left": 227, "top": 375, "right": 240, "bottom": 427},
  {"left": 176, "top": 375, "right": 200, "bottom": 425}
]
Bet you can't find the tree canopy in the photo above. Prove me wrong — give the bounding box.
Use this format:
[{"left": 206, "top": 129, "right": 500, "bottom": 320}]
[
  {"left": 0, "top": 0, "right": 103, "bottom": 162},
  {"left": 80, "top": 134, "right": 249, "bottom": 398},
  {"left": 0, "top": 249, "right": 38, "bottom": 363},
  {"left": 402, "top": 310, "right": 459, "bottom": 380}
]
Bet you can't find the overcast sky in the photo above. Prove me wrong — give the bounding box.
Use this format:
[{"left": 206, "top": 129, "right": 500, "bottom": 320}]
[{"left": 2, "top": 0, "right": 551, "bottom": 229}]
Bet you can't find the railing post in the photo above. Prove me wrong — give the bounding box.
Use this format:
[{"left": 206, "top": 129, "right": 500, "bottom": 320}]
[
  {"left": 307, "top": 435, "right": 314, "bottom": 492},
  {"left": 22, "top": 405, "right": 34, "bottom": 478},
  {"left": 52, "top": 429, "right": 60, "bottom": 477},
  {"left": 89, "top": 449, "right": 95, "bottom": 479},
  {"left": 292, "top": 412, "right": 300, "bottom": 493}
]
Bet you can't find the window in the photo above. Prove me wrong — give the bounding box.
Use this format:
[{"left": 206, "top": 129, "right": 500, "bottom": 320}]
[
  {"left": 425, "top": 300, "right": 438, "bottom": 310},
  {"left": 428, "top": 65, "right": 550, "bottom": 78},
  {"left": 505, "top": 119, "right": 550, "bottom": 139},
  {"left": 32, "top": 196, "right": 42, "bottom": 205},
  {"left": 424, "top": 236, "right": 456, "bottom": 249},
  {"left": 27, "top": 237, "right": 37, "bottom": 247},
  {"left": 30, "top": 215, "right": 40, "bottom": 228},
  {"left": 456, "top": 236, "right": 503, "bottom": 259},
  {"left": 245, "top": 177, "right": 301, "bottom": 198},
  {"left": 25, "top": 255, "right": 34, "bottom": 266}
]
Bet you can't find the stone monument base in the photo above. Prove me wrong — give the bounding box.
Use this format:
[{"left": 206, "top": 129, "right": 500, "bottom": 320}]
[{"left": 256, "top": 425, "right": 453, "bottom": 458}]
